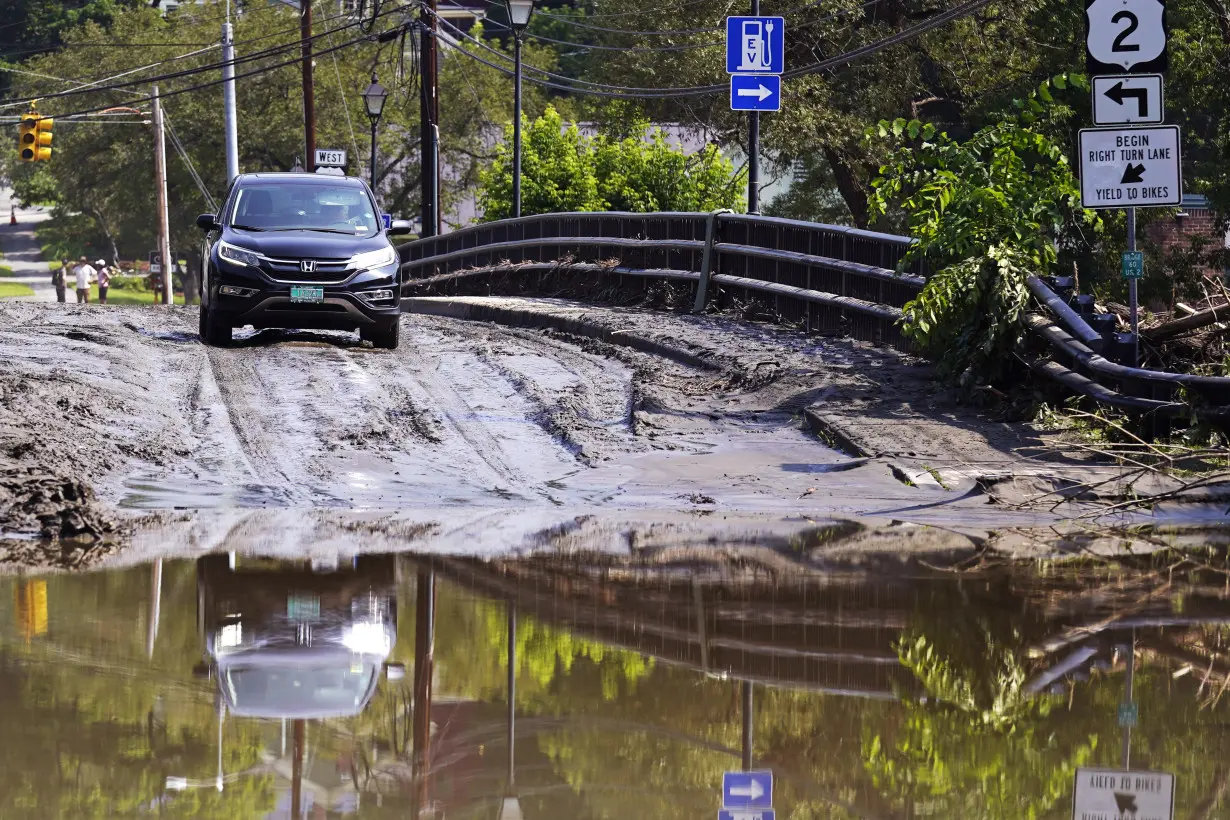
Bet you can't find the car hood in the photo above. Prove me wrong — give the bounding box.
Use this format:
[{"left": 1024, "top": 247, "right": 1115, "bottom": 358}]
[{"left": 221, "top": 228, "right": 390, "bottom": 260}]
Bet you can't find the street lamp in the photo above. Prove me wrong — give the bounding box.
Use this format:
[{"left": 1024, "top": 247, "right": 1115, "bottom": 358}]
[
  {"left": 504, "top": 0, "right": 535, "bottom": 218},
  {"left": 361, "top": 73, "right": 388, "bottom": 192}
]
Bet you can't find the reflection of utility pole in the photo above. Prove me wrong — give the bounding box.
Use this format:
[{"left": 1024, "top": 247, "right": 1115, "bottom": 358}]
[
  {"left": 147, "top": 559, "right": 162, "bottom": 659},
  {"left": 741, "top": 680, "right": 753, "bottom": 770},
  {"left": 413, "top": 569, "right": 436, "bottom": 816},
  {"left": 1122, "top": 629, "right": 1136, "bottom": 769},
  {"left": 499, "top": 602, "right": 521, "bottom": 820},
  {"left": 292, "top": 718, "right": 306, "bottom": 818}
]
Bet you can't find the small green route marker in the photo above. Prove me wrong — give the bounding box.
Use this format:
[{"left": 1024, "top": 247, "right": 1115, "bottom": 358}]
[
  {"left": 1122, "top": 251, "right": 1145, "bottom": 280},
  {"left": 1118, "top": 701, "right": 1139, "bottom": 728}
]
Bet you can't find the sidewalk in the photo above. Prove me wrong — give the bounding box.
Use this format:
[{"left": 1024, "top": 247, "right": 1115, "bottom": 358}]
[{"left": 0, "top": 187, "right": 54, "bottom": 302}]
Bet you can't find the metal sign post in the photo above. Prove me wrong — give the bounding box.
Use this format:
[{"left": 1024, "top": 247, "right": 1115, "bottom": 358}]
[
  {"left": 1082, "top": 0, "right": 1175, "bottom": 367},
  {"left": 726, "top": 8, "right": 784, "bottom": 214}
]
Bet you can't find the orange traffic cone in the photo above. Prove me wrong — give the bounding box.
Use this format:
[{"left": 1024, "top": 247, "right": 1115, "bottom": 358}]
[{"left": 9, "top": 207, "right": 15, "bottom": 225}]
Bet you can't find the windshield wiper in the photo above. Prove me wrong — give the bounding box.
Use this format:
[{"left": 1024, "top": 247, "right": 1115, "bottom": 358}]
[
  {"left": 270, "top": 227, "right": 356, "bottom": 235},
  {"left": 230, "top": 224, "right": 267, "bottom": 232}
]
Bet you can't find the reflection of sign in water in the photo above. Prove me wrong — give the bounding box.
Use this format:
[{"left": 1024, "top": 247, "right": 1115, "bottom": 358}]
[
  {"left": 1072, "top": 767, "right": 1174, "bottom": 820},
  {"left": 722, "top": 771, "right": 773, "bottom": 811},
  {"left": 15, "top": 580, "right": 48, "bottom": 641}
]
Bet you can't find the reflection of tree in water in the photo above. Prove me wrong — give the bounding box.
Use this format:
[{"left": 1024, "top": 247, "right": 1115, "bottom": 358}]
[{"left": 0, "top": 565, "right": 276, "bottom": 819}]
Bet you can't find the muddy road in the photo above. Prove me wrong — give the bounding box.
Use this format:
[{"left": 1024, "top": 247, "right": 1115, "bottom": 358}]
[{"left": 0, "top": 298, "right": 1176, "bottom": 568}]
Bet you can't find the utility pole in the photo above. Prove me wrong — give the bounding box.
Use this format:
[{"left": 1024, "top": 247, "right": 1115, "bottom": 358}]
[
  {"left": 221, "top": 0, "right": 239, "bottom": 183},
  {"left": 151, "top": 85, "right": 173, "bottom": 307},
  {"left": 300, "top": 0, "right": 316, "bottom": 172},
  {"left": 419, "top": 0, "right": 440, "bottom": 237},
  {"left": 747, "top": 0, "right": 761, "bottom": 214}
]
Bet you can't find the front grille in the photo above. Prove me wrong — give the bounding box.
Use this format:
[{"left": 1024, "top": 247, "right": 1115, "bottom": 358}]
[
  {"left": 262, "top": 258, "right": 353, "bottom": 284},
  {"left": 267, "top": 302, "right": 347, "bottom": 312}
]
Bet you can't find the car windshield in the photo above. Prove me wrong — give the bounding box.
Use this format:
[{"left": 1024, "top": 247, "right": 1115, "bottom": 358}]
[
  {"left": 229, "top": 182, "right": 379, "bottom": 235},
  {"left": 225, "top": 664, "right": 376, "bottom": 716}
]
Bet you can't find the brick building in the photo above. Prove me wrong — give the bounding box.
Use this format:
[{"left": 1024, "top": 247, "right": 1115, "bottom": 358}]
[{"left": 1144, "top": 194, "right": 1228, "bottom": 277}]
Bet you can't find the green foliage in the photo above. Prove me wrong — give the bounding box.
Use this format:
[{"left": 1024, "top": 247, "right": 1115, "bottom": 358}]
[
  {"left": 867, "top": 75, "right": 1101, "bottom": 384},
  {"left": 863, "top": 632, "right": 1097, "bottom": 819},
  {"left": 477, "top": 106, "right": 745, "bottom": 220},
  {"left": 0, "top": 281, "right": 34, "bottom": 297}
]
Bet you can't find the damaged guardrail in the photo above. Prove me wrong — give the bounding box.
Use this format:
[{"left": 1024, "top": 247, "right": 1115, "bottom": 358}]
[{"left": 1026, "top": 276, "right": 1230, "bottom": 429}]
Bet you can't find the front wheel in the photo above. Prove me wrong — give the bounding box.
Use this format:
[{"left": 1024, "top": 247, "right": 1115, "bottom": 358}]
[
  {"left": 361, "top": 318, "right": 400, "bottom": 350},
  {"left": 199, "top": 305, "right": 232, "bottom": 347}
]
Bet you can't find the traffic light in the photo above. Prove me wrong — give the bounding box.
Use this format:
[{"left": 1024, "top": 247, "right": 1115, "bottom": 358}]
[{"left": 17, "top": 112, "right": 52, "bottom": 162}]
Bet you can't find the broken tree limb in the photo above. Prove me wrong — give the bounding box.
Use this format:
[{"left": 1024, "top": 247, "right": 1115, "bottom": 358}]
[{"left": 1144, "top": 302, "right": 1230, "bottom": 342}]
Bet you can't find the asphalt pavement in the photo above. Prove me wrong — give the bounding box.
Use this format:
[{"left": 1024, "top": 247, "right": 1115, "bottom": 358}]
[{"left": 0, "top": 186, "right": 54, "bottom": 302}]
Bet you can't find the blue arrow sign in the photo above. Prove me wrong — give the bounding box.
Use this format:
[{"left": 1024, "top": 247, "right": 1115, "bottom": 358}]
[
  {"left": 719, "top": 811, "right": 776, "bottom": 820},
  {"left": 722, "top": 771, "right": 773, "bottom": 810},
  {"left": 730, "top": 75, "right": 781, "bottom": 112},
  {"left": 726, "top": 17, "right": 785, "bottom": 75}
]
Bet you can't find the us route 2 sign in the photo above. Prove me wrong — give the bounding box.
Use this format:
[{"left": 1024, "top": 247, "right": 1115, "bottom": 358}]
[
  {"left": 1079, "top": 125, "right": 1182, "bottom": 209},
  {"left": 1072, "top": 767, "right": 1173, "bottom": 820},
  {"left": 1092, "top": 74, "right": 1163, "bottom": 125},
  {"left": 1086, "top": 0, "right": 1168, "bottom": 74}
]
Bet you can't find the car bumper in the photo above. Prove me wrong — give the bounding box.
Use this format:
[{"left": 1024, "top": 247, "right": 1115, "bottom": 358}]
[{"left": 210, "top": 264, "right": 400, "bottom": 329}]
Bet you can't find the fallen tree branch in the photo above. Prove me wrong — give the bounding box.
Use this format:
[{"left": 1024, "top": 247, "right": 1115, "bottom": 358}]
[{"left": 1144, "top": 301, "right": 1230, "bottom": 342}]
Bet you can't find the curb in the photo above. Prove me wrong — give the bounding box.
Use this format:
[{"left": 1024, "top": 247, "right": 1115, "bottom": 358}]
[{"left": 404, "top": 297, "right": 722, "bottom": 373}]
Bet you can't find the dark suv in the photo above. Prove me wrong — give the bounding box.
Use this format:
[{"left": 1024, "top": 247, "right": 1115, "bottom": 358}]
[{"left": 196, "top": 173, "right": 412, "bottom": 349}]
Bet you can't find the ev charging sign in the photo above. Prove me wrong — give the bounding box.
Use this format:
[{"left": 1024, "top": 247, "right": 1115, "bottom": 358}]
[
  {"left": 726, "top": 17, "right": 784, "bottom": 74},
  {"left": 727, "top": 16, "right": 784, "bottom": 111}
]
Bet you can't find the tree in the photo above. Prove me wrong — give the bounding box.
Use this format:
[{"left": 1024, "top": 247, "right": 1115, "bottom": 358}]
[
  {"left": 866, "top": 76, "right": 1102, "bottom": 385},
  {"left": 1, "top": 4, "right": 551, "bottom": 260},
  {"left": 477, "top": 106, "right": 745, "bottom": 220}
]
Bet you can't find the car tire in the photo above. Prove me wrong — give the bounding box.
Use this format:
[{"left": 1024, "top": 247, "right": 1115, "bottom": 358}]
[
  {"left": 361, "top": 318, "right": 400, "bottom": 350},
  {"left": 200, "top": 305, "right": 232, "bottom": 347}
]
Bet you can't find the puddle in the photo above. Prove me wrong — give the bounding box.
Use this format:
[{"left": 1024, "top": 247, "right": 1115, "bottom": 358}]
[{"left": 5, "top": 542, "right": 1230, "bottom": 816}]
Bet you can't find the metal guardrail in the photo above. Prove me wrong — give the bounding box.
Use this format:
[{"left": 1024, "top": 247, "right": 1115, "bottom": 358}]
[
  {"left": 1026, "top": 277, "right": 1230, "bottom": 426},
  {"left": 396, "top": 212, "right": 1230, "bottom": 426},
  {"left": 396, "top": 211, "right": 926, "bottom": 351}
]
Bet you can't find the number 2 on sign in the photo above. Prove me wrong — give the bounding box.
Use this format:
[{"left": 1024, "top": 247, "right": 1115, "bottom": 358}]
[{"left": 1112, "top": 11, "right": 1140, "bottom": 52}]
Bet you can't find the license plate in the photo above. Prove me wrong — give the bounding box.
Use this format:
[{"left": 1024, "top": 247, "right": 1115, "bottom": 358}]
[
  {"left": 287, "top": 594, "right": 321, "bottom": 622},
  {"left": 290, "top": 286, "right": 324, "bottom": 303}
]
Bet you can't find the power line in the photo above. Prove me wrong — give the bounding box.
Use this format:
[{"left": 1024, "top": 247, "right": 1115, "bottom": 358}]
[
  {"left": 432, "top": 0, "right": 996, "bottom": 99},
  {"left": 19, "top": 18, "right": 402, "bottom": 122},
  {"left": 0, "top": 4, "right": 407, "bottom": 112}
]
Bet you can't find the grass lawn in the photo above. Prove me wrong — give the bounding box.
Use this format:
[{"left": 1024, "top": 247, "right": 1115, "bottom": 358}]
[
  {"left": 91, "top": 284, "right": 185, "bottom": 305},
  {"left": 0, "top": 265, "right": 13, "bottom": 278},
  {"left": 0, "top": 281, "right": 34, "bottom": 298}
]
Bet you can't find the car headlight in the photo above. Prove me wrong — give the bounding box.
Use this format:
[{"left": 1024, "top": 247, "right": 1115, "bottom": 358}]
[
  {"left": 218, "top": 241, "right": 263, "bottom": 268},
  {"left": 343, "top": 622, "right": 392, "bottom": 655},
  {"left": 348, "top": 246, "right": 398, "bottom": 271}
]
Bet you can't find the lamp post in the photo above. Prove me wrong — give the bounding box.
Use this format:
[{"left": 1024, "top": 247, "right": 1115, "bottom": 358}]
[
  {"left": 504, "top": 0, "right": 535, "bottom": 218},
  {"left": 361, "top": 74, "right": 388, "bottom": 192}
]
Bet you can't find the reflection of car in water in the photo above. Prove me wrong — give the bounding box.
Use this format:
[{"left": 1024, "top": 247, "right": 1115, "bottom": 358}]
[{"left": 195, "top": 554, "right": 404, "bottom": 719}]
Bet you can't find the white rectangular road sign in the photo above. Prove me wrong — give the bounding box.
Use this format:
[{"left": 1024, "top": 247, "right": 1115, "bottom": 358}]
[
  {"left": 1093, "top": 74, "right": 1164, "bottom": 125},
  {"left": 1072, "top": 767, "right": 1173, "bottom": 820},
  {"left": 1079, "top": 125, "right": 1181, "bottom": 209},
  {"left": 314, "top": 148, "right": 347, "bottom": 168}
]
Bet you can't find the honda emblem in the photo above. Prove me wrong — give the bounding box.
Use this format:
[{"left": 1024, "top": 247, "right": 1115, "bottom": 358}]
[{"left": 300, "top": 259, "right": 317, "bottom": 273}]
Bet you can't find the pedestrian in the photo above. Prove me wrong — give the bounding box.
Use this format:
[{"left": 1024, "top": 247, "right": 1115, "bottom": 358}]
[
  {"left": 51, "top": 260, "right": 67, "bottom": 303},
  {"left": 95, "top": 259, "right": 110, "bottom": 304},
  {"left": 73, "top": 256, "right": 95, "bottom": 304}
]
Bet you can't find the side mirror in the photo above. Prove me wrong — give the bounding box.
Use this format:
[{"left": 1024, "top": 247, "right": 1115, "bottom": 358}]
[
  {"left": 196, "top": 213, "right": 218, "bottom": 231},
  {"left": 388, "top": 219, "right": 414, "bottom": 237},
  {"left": 384, "top": 662, "right": 407, "bottom": 682}
]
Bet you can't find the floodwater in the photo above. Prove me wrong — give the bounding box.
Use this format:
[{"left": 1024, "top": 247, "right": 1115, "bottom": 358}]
[{"left": 4, "top": 544, "right": 1230, "bottom": 818}]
